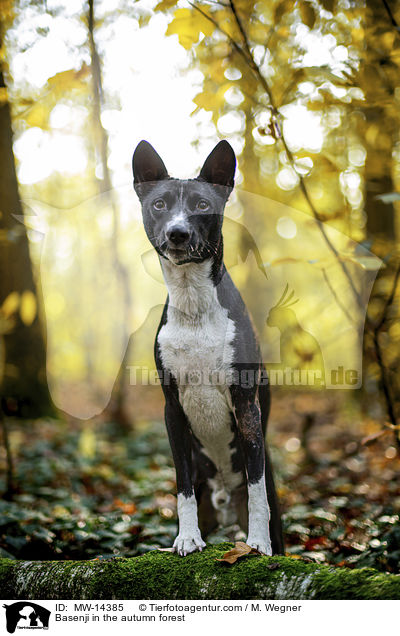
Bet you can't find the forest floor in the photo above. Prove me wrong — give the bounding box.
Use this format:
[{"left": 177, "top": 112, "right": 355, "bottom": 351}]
[{"left": 1, "top": 387, "right": 400, "bottom": 573}]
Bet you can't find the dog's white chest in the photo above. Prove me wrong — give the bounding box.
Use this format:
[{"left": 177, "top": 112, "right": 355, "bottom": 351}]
[
  {"left": 158, "top": 304, "right": 234, "bottom": 384},
  {"left": 158, "top": 302, "right": 235, "bottom": 427},
  {"left": 158, "top": 260, "right": 235, "bottom": 388},
  {"left": 157, "top": 260, "right": 239, "bottom": 489}
]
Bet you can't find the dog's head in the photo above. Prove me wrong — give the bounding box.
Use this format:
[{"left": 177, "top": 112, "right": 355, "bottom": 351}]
[{"left": 132, "top": 140, "right": 236, "bottom": 265}]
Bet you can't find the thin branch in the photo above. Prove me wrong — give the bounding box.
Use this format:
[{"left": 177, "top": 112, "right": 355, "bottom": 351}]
[
  {"left": 321, "top": 268, "right": 356, "bottom": 326},
  {"left": 375, "top": 262, "right": 400, "bottom": 332},
  {"left": 228, "top": 0, "right": 276, "bottom": 107},
  {"left": 381, "top": 0, "right": 400, "bottom": 30},
  {"left": 188, "top": 1, "right": 253, "bottom": 67}
]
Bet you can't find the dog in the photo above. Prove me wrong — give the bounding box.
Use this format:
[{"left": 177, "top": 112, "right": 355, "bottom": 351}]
[{"left": 132, "top": 139, "right": 284, "bottom": 556}]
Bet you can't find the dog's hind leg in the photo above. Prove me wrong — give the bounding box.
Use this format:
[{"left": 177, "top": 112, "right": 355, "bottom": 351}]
[
  {"left": 259, "top": 380, "right": 284, "bottom": 555},
  {"left": 195, "top": 481, "right": 219, "bottom": 537},
  {"left": 264, "top": 444, "right": 284, "bottom": 554}
]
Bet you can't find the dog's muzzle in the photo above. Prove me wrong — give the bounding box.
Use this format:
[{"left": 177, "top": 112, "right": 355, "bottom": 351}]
[{"left": 166, "top": 224, "right": 191, "bottom": 248}]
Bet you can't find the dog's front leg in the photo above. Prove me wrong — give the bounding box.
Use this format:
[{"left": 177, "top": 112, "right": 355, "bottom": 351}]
[
  {"left": 165, "top": 394, "right": 206, "bottom": 556},
  {"left": 235, "top": 402, "right": 272, "bottom": 556}
]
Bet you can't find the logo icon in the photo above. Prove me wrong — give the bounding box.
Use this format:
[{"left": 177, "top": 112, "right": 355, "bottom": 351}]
[{"left": 3, "top": 602, "right": 50, "bottom": 634}]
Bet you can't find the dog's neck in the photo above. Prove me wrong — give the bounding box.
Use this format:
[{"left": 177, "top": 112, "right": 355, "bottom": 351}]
[{"left": 160, "top": 246, "right": 224, "bottom": 320}]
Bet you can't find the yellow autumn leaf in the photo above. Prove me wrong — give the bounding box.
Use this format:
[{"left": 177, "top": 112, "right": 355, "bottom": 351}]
[
  {"left": 166, "top": 8, "right": 214, "bottom": 50},
  {"left": 192, "top": 84, "right": 231, "bottom": 113},
  {"left": 192, "top": 92, "right": 215, "bottom": 113},
  {"left": 274, "top": 0, "right": 295, "bottom": 22},
  {"left": 46, "top": 64, "right": 90, "bottom": 98},
  {"left": 381, "top": 31, "right": 395, "bottom": 51},
  {"left": 249, "top": 21, "right": 269, "bottom": 45},
  {"left": 0, "top": 0, "right": 14, "bottom": 20},
  {"left": 155, "top": 0, "right": 177, "bottom": 10},
  {"left": 20, "top": 290, "right": 37, "bottom": 326},
  {"left": 0, "top": 86, "right": 8, "bottom": 104},
  {"left": 2, "top": 291, "right": 20, "bottom": 317},
  {"left": 78, "top": 427, "right": 97, "bottom": 459},
  {"left": 24, "top": 103, "right": 49, "bottom": 130},
  {"left": 351, "top": 27, "right": 363, "bottom": 43},
  {"left": 365, "top": 124, "right": 379, "bottom": 147},
  {"left": 52, "top": 505, "right": 70, "bottom": 518},
  {"left": 299, "top": 1, "right": 316, "bottom": 29},
  {"left": 213, "top": 10, "right": 239, "bottom": 40}
]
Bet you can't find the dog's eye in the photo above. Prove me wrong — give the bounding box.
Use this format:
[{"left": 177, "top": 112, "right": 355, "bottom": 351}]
[
  {"left": 197, "top": 200, "right": 209, "bottom": 211},
  {"left": 153, "top": 199, "right": 166, "bottom": 211}
]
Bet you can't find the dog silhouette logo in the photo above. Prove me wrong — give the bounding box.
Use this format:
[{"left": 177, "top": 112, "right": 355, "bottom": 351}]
[{"left": 3, "top": 602, "right": 50, "bottom": 634}]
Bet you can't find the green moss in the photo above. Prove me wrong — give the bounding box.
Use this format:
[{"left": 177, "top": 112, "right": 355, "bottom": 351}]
[
  {"left": 0, "top": 559, "right": 15, "bottom": 597},
  {"left": 1, "top": 544, "right": 400, "bottom": 600},
  {"left": 312, "top": 564, "right": 400, "bottom": 600}
]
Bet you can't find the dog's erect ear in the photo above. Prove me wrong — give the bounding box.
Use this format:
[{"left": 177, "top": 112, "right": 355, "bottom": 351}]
[
  {"left": 132, "top": 140, "right": 169, "bottom": 184},
  {"left": 198, "top": 140, "right": 236, "bottom": 188}
]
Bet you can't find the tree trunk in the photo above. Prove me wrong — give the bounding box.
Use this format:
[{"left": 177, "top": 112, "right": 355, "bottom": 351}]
[
  {"left": 1, "top": 544, "right": 399, "bottom": 600},
  {"left": 363, "top": 1, "right": 396, "bottom": 244},
  {"left": 0, "top": 23, "right": 53, "bottom": 417},
  {"left": 87, "top": 0, "right": 133, "bottom": 430}
]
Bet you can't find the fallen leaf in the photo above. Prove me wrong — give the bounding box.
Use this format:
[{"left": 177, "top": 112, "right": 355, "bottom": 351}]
[
  {"left": 304, "top": 536, "right": 327, "bottom": 551},
  {"left": 216, "top": 541, "right": 260, "bottom": 564},
  {"left": 266, "top": 562, "right": 281, "bottom": 570},
  {"left": 113, "top": 499, "right": 137, "bottom": 515}
]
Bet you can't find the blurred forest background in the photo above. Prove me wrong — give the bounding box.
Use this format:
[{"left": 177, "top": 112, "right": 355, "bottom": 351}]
[{"left": 1, "top": 0, "right": 400, "bottom": 572}]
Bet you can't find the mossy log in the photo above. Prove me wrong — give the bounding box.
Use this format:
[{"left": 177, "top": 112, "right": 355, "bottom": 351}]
[{"left": 1, "top": 543, "right": 400, "bottom": 600}]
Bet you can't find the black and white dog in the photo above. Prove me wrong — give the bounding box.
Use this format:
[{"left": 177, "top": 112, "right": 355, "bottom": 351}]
[{"left": 132, "top": 140, "right": 284, "bottom": 556}]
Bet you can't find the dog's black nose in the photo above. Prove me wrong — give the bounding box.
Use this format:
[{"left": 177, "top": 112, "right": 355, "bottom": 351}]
[{"left": 166, "top": 225, "right": 190, "bottom": 246}]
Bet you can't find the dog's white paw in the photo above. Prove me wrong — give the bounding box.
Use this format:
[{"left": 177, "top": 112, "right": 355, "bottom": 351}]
[
  {"left": 247, "top": 537, "right": 272, "bottom": 556},
  {"left": 173, "top": 533, "right": 206, "bottom": 557}
]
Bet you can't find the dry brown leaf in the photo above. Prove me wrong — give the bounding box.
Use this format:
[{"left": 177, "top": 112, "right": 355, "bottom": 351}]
[
  {"left": 266, "top": 562, "right": 281, "bottom": 570},
  {"left": 216, "top": 541, "right": 260, "bottom": 564}
]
